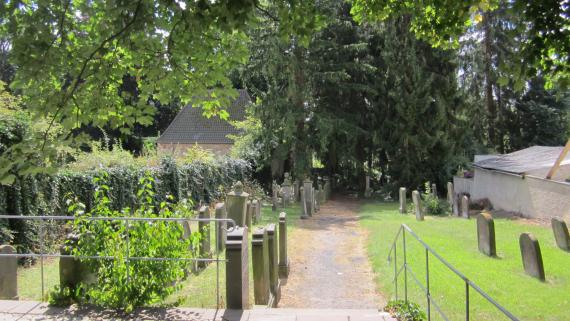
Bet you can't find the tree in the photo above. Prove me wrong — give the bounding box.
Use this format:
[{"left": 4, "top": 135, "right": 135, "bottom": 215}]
[
  {"left": 351, "top": 0, "right": 570, "bottom": 91},
  {"left": 0, "top": 0, "right": 322, "bottom": 180}
]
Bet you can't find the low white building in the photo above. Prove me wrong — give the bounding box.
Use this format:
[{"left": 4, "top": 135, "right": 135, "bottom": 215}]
[{"left": 454, "top": 145, "right": 570, "bottom": 220}]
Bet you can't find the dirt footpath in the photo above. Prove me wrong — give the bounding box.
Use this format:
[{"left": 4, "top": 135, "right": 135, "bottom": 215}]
[{"left": 279, "top": 195, "right": 386, "bottom": 309}]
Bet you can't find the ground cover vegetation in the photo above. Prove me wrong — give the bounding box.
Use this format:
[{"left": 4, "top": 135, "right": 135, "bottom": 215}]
[{"left": 361, "top": 202, "right": 570, "bottom": 321}]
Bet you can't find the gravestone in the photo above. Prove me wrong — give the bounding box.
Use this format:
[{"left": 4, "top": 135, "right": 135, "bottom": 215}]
[
  {"left": 272, "top": 182, "right": 279, "bottom": 212},
  {"left": 447, "top": 182, "right": 454, "bottom": 211},
  {"left": 251, "top": 200, "right": 259, "bottom": 224},
  {"left": 477, "top": 212, "right": 496, "bottom": 256},
  {"left": 293, "top": 180, "right": 300, "bottom": 202},
  {"left": 399, "top": 187, "right": 407, "bottom": 214},
  {"left": 282, "top": 173, "right": 292, "bottom": 207},
  {"left": 215, "top": 203, "right": 227, "bottom": 252},
  {"left": 266, "top": 223, "right": 280, "bottom": 306},
  {"left": 324, "top": 177, "right": 331, "bottom": 200},
  {"left": 198, "top": 206, "right": 211, "bottom": 268},
  {"left": 0, "top": 245, "right": 18, "bottom": 299},
  {"left": 225, "top": 227, "right": 249, "bottom": 309},
  {"left": 412, "top": 190, "right": 424, "bottom": 221},
  {"left": 300, "top": 187, "right": 309, "bottom": 219},
  {"left": 431, "top": 183, "right": 437, "bottom": 198},
  {"left": 278, "top": 212, "right": 290, "bottom": 277},
  {"left": 461, "top": 195, "right": 470, "bottom": 218},
  {"left": 254, "top": 198, "right": 262, "bottom": 223},
  {"left": 364, "top": 175, "right": 372, "bottom": 198},
  {"left": 319, "top": 182, "right": 326, "bottom": 204},
  {"left": 303, "top": 179, "right": 314, "bottom": 216},
  {"left": 519, "top": 233, "right": 545, "bottom": 281},
  {"left": 252, "top": 227, "right": 270, "bottom": 305},
  {"left": 245, "top": 200, "right": 253, "bottom": 229},
  {"left": 313, "top": 187, "right": 320, "bottom": 212},
  {"left": 551, "top": 218, "right": 570, "bottom": 251},
  {"left": 226, "top": 181, "right": 249, "bottom": 227}
]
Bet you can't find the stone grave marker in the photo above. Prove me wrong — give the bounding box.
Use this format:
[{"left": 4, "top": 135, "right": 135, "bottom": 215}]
[
  {"left": 477, "top": 212, "right": 496, "bottom": 256},
  {"left": 0, "top": 245, "right": 18, "bottom": 299},
  {"left": 252, "top": 227, "right": 270, "bottom": 305},
  {"left": 215, "top": 203, "right": 227, "bottom": 253},
  {"left": 226, "top": 181, "right": 249, "bottom": 227},
  {"left": 412, "top": 190, "right": 423, "bottom": 221},
  {"left": 278, "top": 212, "right": 289, "bottom": 277},
  {"left": 225, "top": 227, "right": 249, "bottom": 309},
  {"left": 198, "top": 206, "right": 211, "bottom": 268},
  {"left": 364, "top": 175, "right": 372, "bottom": 198},
  {"left": 267, "top": 223, "right": 280, "bottom": 306},
  {"left": 551, "top": 218, "right": 570, "bottom": 251},
  {"left": 519, "top": 233, "right": 545, "bottom": 281},
  {"left": 447, "top": 182, "right": 454, "bottom": 211},
  {"left": 399, "top": 187, "right": 407, "bottom": 214},
  {"left": 300, "top": 187, "right": 308, "bottom": 219},
  {"left": 431, "top": 183, "right": 437, "bottom": 198},
  {"left": 282, "top": 173, "right": 292, "bottom": 207},
  {"left": 303, "top": 179, "right": 314, "bottom": 216},
  {"left": 461, "top": 195, "right": 470, "bottom": 219},
  {"left": 272, "top": 182, "right": 279, "bottom": 212}
]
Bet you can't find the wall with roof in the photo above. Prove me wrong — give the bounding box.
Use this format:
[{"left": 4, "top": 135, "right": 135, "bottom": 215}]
[{"left": 471, "top": 167, "right": 570, "bottom": 220}]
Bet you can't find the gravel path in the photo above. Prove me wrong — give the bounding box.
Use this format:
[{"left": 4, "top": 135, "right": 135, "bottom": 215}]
[{"left": 278, "top": 195, "right": 386, "bottom": 309}]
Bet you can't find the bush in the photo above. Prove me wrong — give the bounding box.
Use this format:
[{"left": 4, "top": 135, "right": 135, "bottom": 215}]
[
  {"left": 51, "top": 172, "right": 201, "bottom": 311},
  {"left": 421, "top": 182, "right": 449, "bottom": 216},
  {"left": 0, "top": 156, "right": 250, "bottom": 256},
  {"left": 385, "top": 300, "right": 426, "bottom": 321}
]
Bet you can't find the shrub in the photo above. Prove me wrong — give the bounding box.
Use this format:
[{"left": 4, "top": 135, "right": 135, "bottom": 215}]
[
  {"left": 385, "top": 300, "right": 426, "bottom": 321},
  {"left": 182, "top": 144, "right": 215, "bottom": 164},
  {"left": 52, "top": 172, "right": 202, "bottom": 311},
  {"left": 421, "top": 182, "right": 448, "bottom": 216}
]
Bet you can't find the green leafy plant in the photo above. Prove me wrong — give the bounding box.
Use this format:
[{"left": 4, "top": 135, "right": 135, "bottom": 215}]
[
  {"left": 182, "top": 144, "right": 215, "bottom": 165},
  {"left": 421, "top": 182, "right": 449, "bottom": 216},
  {"left": 385, "top": 300, "right": 426, "bottom": 321},
  {"left": 61, "top": 172, "right": 202, "bottom": 311}
]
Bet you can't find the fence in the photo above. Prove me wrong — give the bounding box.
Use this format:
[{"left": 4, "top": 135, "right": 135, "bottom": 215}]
[
  {"left": 0, "top": 214, "right": 236, "bottom": 308},
  {"left": 387, "top": 224, "right": 519, "bottom": 321}
]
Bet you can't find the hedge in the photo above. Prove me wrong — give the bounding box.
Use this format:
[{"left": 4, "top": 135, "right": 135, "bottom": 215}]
[{"left": 0, "top": 157, "right": 251, "bottom": 254}]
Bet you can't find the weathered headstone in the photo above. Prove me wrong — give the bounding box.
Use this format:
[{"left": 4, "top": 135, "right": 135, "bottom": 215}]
[
  {"left": 364, "top": 175, "right": 372, "bottom": 198},
  {"left": 431, "top": 183, "right": 437, "bottom": 198},
  {"left": 447, "top": 182, "right": 454, "bottom": 212},
  {"left": 225, "top": 227, "right": 249, "bottom": 309},
  {"left": 198, "top": 206, "right": 211, "bottom": 268},
  {"left": 0, "top": 245, "right": 18, "bottom": 299},
  {"left": 313, "top": 187, "right": 320, "bottom": 212},
  {"left": 461, "top": 195, "right": 470, "bottom": 219},
  {"left": 318, "top": 182, "right": 325, "bottom": 204},
  {"left": 399, "top": 187, "right": 407, "bottom": 214},
  {"left": 252, "top": 227, "right": 270, "bottom": 305},
  {"left": 245, "top": 200, "right": 253, "bottom": 229},
  {"left": 519, "top": 233, "right": 545, "bottom": 281},
  {"left": 293, "top": 180, "right": 300, "bottom": 202},
  {"left": 477, "top": 212, "right": 496, "bottom": 256},
  {"left": 251, "top": 200, "right": 259, "bottom": 224},
  {"left": 226, "top": 181, "right": 249, "bottom": 227},
  {"left": 324, "top": 177, "right": 331, "bottom": 200},
  {"left": 272, "top": 182, "right": 279, "bottom": 212},
  {"left": 303, "top": 179, "right": 314, "bottom": 216},
  {"left": 254, "top": 198, "right": 262, "bottom": 223},
  {"left": 215, "top": 203, "right": 227, "bottom": 253},
  {"left": 59, "top": 234, "right": 96, "bottom": 291},
  {"left": 551, "top": 218, "right": 570, "bottom": 251},
  {"left": 282, "top": 173, "right": 292, "bottom": 207},
  {"left": 278, "top": 212, "right": 290, "bottom": 278},
  {"left": 267, "top": 223, "right": 280, "bottom": 306},
  {"left": 412, "top": 190, "right": 424, "bottom": 221},
  {"left": 300, "top": 187, "right": 309, "bottom": 219}
]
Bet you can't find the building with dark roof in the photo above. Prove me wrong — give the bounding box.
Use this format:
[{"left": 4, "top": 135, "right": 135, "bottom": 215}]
[
  {"left": 453, "top": 144, "right": 570, "bottom": 220},
  {"left": 157, "top": 89, "right": 251, "bottom": 156}
]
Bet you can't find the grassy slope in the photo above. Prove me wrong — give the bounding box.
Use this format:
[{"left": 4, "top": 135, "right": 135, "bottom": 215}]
[{"left": 360, "top": 201, "right": 570, "bottom": 321}]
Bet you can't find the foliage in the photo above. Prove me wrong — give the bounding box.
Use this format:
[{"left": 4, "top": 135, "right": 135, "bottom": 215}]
[
  {"left": 385, "top": 300, "right": 426, "bottom": 321},
  {"left": 421, "top": 182, "right": 448, "bottom": 216},
  {"left": 182, "top": 144, "right": 215, "bottom": 165},
  {"left": 67, "top": 138, "right": 137, "bottom": 172},
  {"left": 0, "top": 156, "right": 250, "bottom": 254},
  {"left": 351, "top": 0, "right": 569, "bottom": 91},
  {"left": 55, "top": 173, "right": 200, "bottom": 310},
  {"left": 0, "top": 0, "right": 323, "bottom": 178}
]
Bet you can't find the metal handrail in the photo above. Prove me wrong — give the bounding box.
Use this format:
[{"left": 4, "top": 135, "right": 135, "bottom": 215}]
[
  {"left": 387, "top": 224, "right": 519, "bottom": 321},
  {"left": 0, "top": 214, "right": 236, "bottom": 308}
]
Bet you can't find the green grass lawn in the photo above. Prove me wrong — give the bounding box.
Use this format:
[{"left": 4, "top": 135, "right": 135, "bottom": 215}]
[{"left": 360, "top": 201, "right": 570, "bottom": 321}]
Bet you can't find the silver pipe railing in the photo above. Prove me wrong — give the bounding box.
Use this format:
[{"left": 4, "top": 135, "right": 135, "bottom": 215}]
[
  {"left": 387, "top": 223, "right": 519, "bottom": 321},
  {"left": 0, "top": 214, "right": 236, "bottom": 308}
]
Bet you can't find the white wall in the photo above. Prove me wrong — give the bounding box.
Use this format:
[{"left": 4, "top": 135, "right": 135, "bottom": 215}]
[
  {"left": 471, "top": 167, "right": 570, "bottom": 220},
  {"left": 453, "top": 176, "right": 474, "bottom": 196}
]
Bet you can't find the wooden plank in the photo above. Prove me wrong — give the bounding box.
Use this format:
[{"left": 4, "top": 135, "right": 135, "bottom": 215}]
[{"left": 546, "top": 139, "right": 570, "bottom": 179}]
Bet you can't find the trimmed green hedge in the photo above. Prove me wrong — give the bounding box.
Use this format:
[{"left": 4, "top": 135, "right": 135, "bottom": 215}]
[{"left": 0, "top": 157, "right": 251, "bottom": 254}]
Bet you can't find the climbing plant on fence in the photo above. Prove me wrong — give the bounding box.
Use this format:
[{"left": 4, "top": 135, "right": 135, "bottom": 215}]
[{"left": 0, "top": 157, "right": 251, "bottom": 254}]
